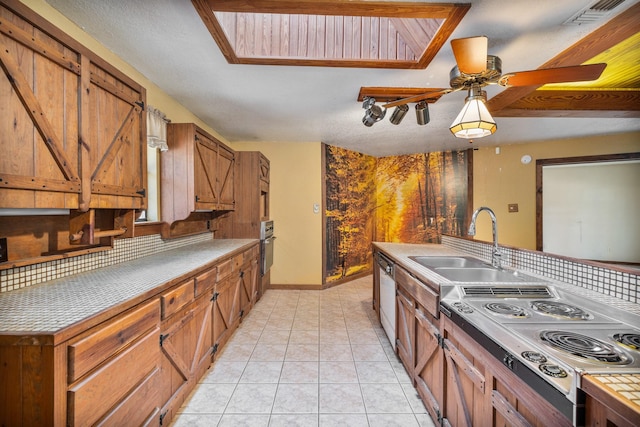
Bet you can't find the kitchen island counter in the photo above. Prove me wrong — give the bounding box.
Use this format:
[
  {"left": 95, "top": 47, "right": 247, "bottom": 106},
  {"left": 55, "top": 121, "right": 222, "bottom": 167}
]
[{"left": 0, "top": 238, "right": 257, "bottom": 343}]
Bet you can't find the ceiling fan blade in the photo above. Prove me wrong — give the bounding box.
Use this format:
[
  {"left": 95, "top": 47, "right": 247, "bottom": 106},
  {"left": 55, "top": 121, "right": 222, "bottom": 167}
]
[
  {"left": 499, "top": 63, "right": 607, "bottom": 87},
  {"left": 451, "top": 36, "right": 488, "bottom": 75},
  {"left": 382, "top": 89, "right": 454, "bottom": 109}
]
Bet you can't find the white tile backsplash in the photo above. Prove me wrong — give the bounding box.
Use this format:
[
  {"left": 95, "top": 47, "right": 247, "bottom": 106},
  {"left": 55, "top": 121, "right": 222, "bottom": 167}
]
[
  {"left": 0, "top": 232, "right": 213, "bottom": 292},
  {"left": 442, "top": 235, "right": 639, "bottom": 304}
]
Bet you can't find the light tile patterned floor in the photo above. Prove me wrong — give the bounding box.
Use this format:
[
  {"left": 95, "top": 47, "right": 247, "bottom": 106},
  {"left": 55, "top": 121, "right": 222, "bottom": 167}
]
[{"left": 170, "top": 275, "right": 435, "bottom": 427}]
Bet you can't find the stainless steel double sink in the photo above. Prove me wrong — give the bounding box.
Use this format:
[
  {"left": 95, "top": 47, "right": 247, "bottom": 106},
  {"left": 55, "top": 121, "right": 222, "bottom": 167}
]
[{"left": 409, "top": 256, "right": 542, "bottom": 283}]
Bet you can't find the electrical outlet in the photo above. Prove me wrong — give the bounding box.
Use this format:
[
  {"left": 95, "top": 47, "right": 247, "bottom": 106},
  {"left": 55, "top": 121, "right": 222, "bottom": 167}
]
[
  {"left": 0, "top": 237, "right": 7, "bottom": 263},
  {"left": 508, "top": 204, "right": 519, "bottom": 213}
]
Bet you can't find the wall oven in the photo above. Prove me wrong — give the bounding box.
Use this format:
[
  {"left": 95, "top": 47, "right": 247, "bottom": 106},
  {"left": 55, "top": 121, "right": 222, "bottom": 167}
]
[{"left": 260, "top": 220, "right": 275, "bottom": 276}]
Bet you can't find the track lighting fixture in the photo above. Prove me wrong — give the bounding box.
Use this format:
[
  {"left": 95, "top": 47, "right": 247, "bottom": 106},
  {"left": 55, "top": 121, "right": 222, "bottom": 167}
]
[
  {"left": 389, "top": 104, "right": 409, "bottom": 125},
  {"left": 449, "top": 85, "right": 496, "bottom": 139},
  {"left": 415, "top": 101, "right": 430, "bottom": 125},
  {"left": 362, "top": 97, "right": 386, "bottom": 127}
]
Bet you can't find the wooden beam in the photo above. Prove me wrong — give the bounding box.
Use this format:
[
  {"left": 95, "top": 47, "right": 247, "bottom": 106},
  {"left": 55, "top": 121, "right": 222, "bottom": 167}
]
[
  {"left": 358, "top": 86, "right": 447, "bottom": 103},
  {"left": 487, "top": 2, "right": 640, "bottom": 114},
  {"left": 204, "top": 0, "right": 469, "bottom": 19},
  {"left": 492, "top": 90, "right": 640, "bottom": 118}
]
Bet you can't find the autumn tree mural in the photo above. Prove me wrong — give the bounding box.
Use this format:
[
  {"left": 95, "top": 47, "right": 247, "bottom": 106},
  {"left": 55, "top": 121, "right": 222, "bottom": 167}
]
[
  {"left": 325, "top": 145, "right": 377, "bottom": 283},
  {"left": 324, "top": 144, "right": 470, "bottom": 284},
  {"left": 376, "top": 151, "right": 469, "bottom": 243}
]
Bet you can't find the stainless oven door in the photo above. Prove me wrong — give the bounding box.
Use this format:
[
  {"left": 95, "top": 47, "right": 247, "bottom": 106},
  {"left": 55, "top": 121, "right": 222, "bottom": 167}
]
[{"left": 261, "top": 236, "right": 275, "bottom": 275}]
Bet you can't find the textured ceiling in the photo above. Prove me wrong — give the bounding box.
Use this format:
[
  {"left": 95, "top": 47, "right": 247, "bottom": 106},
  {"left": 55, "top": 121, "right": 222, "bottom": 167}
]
[{"left": 44, "top": 0, "right": 640, "bottom": 156}]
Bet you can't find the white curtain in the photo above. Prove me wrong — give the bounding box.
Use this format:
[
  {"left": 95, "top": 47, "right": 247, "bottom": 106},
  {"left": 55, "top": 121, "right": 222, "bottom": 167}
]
[{"left": 147, "top": 105, "right": 169, "bottom": 151}]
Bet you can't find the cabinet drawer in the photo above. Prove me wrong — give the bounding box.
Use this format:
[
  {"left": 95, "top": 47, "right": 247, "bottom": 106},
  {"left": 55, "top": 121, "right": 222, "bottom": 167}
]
[
  {"left": 217, "top": 258, "right": 233, "bottom": 281},
  {"left": 68, "top": 327, "right": 160, "bottom": 427},
  {"left": 95, "top": 367, "right": 161, "bottom": 427},
  {"left": 395, "top": 267, "right": 439, "bottom": 318},
  {"left": 161, "top": 280, "right": 195, "bottom": 320},
  {"left": 242, "top": 246, "right": 258, "bottom": 265},
  {"left": 68, "top": 300, "right": 160, "bottom": 382},
  {"left": 195, "top": 267, "right": 217, "bottom": 298},
  {"left": 232, "top": 253, "right": 243, "bottom": 270}
]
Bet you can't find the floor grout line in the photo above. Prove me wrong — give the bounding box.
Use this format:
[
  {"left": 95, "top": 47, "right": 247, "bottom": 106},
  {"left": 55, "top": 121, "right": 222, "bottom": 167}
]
[{"left": 171, "top": 275, "right": 434, "bottom": 427}]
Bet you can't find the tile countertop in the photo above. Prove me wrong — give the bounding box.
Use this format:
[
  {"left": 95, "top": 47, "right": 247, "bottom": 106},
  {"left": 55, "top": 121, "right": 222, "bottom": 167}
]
[
  {"left": 373, "top": 242, "right": 640, "bottom": 316},
  {"left": 0, "top": 239, "right": 257, "bottom": 337}
]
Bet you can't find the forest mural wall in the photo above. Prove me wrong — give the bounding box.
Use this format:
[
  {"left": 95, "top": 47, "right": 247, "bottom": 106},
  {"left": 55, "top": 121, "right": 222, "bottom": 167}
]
[{"left": 324, "top": 144, "right": 471, "bottom": 284}]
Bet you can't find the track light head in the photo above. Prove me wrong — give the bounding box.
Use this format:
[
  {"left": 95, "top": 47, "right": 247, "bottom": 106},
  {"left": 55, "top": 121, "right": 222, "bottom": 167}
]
[
  {"left": 389, "top": 104, "right": 409, "bottom": 125},
  {"left": 362, "top": 97, "right": 386, "bottom": 127},
  {"left": 415, "top": 101, "right": 430, "bottom": 125}
]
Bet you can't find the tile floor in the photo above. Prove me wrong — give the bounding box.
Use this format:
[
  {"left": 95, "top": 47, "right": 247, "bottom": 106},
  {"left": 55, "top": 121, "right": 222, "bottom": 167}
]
[{"left": 170, "top": 275, "right": 436, "bottom": 427}]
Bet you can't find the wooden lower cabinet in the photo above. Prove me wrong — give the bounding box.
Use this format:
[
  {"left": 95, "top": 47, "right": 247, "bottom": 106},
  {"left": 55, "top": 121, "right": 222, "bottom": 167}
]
[
  {"left": 0, "top": 242, "right": 260, "bottom": 427},
  {"left": 388, "top": 255, "right": 572, "bottom": 427},
  {"left": 213, "top": 268, "right": 241, "bottom": 351},
  {"left": 396, "top": 281, "right": 415, "bottom": 376},
  {"left": 582, "top": 375, "right": 640, "bottom": 427},
  {"left": 415, "top": 305, "right": 444, "bottom": 425},
  {"left": 66, "top": 300, "right": 162, "bottom": 426},
  {"left": 394, "top": 264, "right": 444, "bottom": 423},
  {"left": 440, "top": 315, "right": 572, "bottom": 427},
  {"left": 239, "top": 257, "right": 259, "bottom": 318},
  {"left": 158, "top": 282, "right": 213, "bottom": 424}
]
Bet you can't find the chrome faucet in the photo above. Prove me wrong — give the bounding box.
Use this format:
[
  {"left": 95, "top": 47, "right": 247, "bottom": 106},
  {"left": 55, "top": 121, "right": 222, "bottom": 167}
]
[{"left": 468, "top": 207, "right": 503, "bottom": 269}]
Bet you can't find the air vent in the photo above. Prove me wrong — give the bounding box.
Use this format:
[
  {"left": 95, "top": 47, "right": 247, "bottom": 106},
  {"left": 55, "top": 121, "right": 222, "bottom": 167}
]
[
  {"left": 564, "top": 0, "right": 626, "bottom": 25},
  {"left": 462, "top": 286, "right": 552, "bottom": 298}
]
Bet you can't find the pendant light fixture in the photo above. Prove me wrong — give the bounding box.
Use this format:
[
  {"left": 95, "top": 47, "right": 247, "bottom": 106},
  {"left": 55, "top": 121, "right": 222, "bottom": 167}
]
[{"left": 449, "top": 85, "right": 496, "bottom": 139}]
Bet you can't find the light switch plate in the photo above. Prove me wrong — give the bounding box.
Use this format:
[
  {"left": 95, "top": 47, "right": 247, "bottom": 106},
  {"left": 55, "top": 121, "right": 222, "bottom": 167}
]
[{"left": 508, "top": 204, "right": 519, "bottom": 213}]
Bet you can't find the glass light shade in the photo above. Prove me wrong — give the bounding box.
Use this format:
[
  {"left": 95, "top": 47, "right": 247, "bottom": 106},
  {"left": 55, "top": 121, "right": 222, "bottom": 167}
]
[{"left": 449, "top": 91, "right": 496, "bottom": 139}]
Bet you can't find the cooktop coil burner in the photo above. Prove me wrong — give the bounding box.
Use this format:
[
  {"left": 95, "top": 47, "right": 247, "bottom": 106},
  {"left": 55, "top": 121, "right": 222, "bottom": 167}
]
[
  {"left": 530, "top": 301, "right": 593, "bottom": 320},
  {"left": 613, "top": 333, "right": 640, "bottom": 350},
  {"left": 540, "top": 330, "right": 629, "bottom": 364},
  {"left": 484, "top": 302, "right": 529, "bottom": 318}
]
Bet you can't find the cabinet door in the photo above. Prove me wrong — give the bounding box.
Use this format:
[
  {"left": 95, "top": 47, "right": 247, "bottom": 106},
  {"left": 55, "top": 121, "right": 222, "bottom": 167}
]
[
  {"left": 217, "top": 144, "right": 235, "bottom": 210},
  {"left": 0, "top": 5, "right": 82, "bottom": 209},
  {"left": 441, "top": 319, "right": 489, "bottom": 427},
  {"left": 396, "top": 283, "right": 415, "bottom": 378},
  {"left": 0, "top": 2, "right": 145, "bottom": 210},
  {"left": 194, "top": 133, "right": 219, "bottom": 208},
  {"left": 159, "top": 293, "right": 214, "bottom": 424},
  {"left": 86, "top": 65, "right": 146, "bottom": 210},
  {"left": 415, "top": 305, "right": 444, "bottom": 425},
  {"left": 213, "top": 273, "right": 241, "bottom": 351},
  {"left": 238, "top": 258, "right": 259, "bottom": 317}
]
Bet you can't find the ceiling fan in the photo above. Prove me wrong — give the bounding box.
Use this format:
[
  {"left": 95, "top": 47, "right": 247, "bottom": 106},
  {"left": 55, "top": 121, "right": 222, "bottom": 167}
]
[{"left": 362, "top": 36, "right": 607, "bottom": 138}]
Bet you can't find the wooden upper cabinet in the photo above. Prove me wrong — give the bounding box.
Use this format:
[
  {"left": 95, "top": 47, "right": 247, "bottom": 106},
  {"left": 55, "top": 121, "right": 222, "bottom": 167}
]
[
  {"left": 0, "top": 1, "right": 146, "bottom": 210},
  {"left": 85, "top": 63, "right": 146, "bottom": 210},
  {"left": 161, "top": 123, "right": 235, "bottom": 224}
]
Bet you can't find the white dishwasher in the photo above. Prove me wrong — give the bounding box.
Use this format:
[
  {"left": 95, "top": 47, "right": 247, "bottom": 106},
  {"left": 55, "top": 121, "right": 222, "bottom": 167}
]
[{"left": 377, "top": 252, "right": 396, "bottom": 350}]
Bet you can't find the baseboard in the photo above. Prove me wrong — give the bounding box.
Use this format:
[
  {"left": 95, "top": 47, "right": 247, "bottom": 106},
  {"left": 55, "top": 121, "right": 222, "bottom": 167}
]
[{"left": 267, "top": 270, "right": 373, "bottom": 291}]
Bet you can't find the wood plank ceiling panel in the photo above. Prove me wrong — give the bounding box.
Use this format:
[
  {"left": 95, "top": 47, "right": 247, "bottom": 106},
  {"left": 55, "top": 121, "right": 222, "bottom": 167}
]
[
  {"left": 487, "top": 1, "right": 640, "bottom": 118},
  {"left": 191, "top": 0, "right": 470, "bottom": 69}
]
